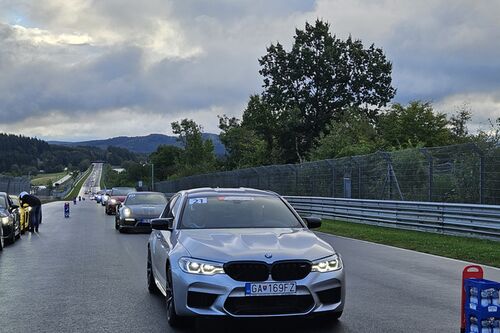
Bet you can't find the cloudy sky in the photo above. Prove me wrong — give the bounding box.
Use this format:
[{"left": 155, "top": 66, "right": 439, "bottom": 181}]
[{"left": 0, "top": 0, "right": 499, "bottom": 141}]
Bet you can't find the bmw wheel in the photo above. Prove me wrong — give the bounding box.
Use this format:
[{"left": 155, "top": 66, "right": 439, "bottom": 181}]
[
  {"left": 147, "top": 250, "right": 159, "bottom": 294},
  {"left": 166, "top": 265, "right": 183, "bottom": 327},
  {"left": 115, "top": 218, "right": 119, "bottom": 230}
]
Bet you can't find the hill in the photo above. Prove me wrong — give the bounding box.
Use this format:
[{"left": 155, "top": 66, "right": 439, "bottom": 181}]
[
  {"left": 0, "top": 133, "right": 138, "bottom": 176},
  {"left": 49, "top": 133, "right": 226, "bottom": 155}
]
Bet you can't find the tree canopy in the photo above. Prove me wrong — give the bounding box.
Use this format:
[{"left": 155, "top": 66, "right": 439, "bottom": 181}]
[{"left": 253, "top": 19, "right": 395, "bottom": 162}]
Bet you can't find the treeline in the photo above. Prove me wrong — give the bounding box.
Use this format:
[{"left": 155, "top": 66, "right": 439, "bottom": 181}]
[
  {"left": 110, "top": 20, "right": 500, "bottom": 186},
  {"left": 0, "top": 133, "right": 139, "bottom": 176}
]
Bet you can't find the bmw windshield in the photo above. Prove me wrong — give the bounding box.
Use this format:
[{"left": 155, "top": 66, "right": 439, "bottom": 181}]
[{"left": 179, "top": 195, "right": 303, "bottom": 229}]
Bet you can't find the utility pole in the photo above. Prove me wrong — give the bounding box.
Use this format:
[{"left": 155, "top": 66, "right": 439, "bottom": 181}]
[{"left": 151, "top": 163, "right": 154, "bottom": 191}]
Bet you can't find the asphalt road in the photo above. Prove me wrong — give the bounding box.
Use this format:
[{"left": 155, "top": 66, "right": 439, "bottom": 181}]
[{"left": 1, "top": 181, "right": 499, "bottom": 332}]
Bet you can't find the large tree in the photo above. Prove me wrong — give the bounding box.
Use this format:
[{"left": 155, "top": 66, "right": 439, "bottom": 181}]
[
  {"left": 171, "top": 119, "right": 217, "bottom": 177},
  {"left": 378, "top": 101, "right": 452, "bottom": 148},
  {"left": 253, "top": 19, "right": 395, "bottom": 162},
  {"left": 218, "top": 115, "right": 267, "bottom": 169}
]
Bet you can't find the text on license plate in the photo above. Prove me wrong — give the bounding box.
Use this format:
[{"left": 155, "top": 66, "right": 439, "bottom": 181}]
[{"left": 245, "top": 282, "right": 296, "bottom": 296}]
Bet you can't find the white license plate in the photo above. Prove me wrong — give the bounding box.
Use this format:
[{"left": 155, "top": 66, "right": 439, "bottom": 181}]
[
  {"left": 245, "top": 282, "right": 296, "bottom": 296},
  {"left": 141, "top": 219, "right": 151, "bottom": 223}
]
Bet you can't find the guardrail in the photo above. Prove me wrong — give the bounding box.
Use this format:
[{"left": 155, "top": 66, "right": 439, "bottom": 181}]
[{"left": 284, "top": 196, "right": 500, "bottom": 240}]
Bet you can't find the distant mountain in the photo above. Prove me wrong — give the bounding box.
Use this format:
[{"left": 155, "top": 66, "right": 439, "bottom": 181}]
[{"left": 49, "top": 133, "right": 226, "bottom": 156}]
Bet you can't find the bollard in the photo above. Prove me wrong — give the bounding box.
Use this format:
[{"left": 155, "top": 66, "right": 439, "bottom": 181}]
[
  {"left": 461, "top": 265, "right": 484, "bottom": 333},
  {"left": 64, "top": 202, "right": 70, "bottom": 218}
]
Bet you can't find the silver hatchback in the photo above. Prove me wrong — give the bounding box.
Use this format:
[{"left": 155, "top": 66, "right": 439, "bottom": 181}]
[{"left": 147, "top": 188, "right": 345, "bottom": 327}]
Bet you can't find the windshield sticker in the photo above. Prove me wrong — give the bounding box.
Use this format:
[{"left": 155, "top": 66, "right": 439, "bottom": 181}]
[
  {"left": 218, "top": 196, "right": 255, "bottom": 201},
  {"left": 189, "top": 198, "right": 207, "bottom": 205}
]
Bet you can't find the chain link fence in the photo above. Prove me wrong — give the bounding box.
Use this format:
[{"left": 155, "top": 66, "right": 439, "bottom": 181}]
[
  {"left": 0, "top": 175, "right": 31, "bottom": 195},
  {"left": 155, "top": 143, "right": 500, "bottom": 205}
]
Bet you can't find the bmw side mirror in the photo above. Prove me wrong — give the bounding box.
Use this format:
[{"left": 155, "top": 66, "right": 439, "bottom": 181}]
[
  {"left": 304, "top": 216, "right": 322, "bottom": 229},
  {"left": 151, "top": 217, "right": 173, "bottom": 231}
]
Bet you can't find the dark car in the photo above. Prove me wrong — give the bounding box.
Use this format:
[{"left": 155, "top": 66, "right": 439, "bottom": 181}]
[
  {"left": 115, "top": 192, "right": 167, "bottom": 232},
  {"left": 0, "top": 192, "right": 21, "bottom": 246},
  {"left": 105, "top": 187, "right": 136, "bottom": 215}
]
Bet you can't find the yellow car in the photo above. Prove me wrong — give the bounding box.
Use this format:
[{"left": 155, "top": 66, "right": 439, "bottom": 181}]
[{"left": 9, "top": 196, "right": 30, "bottom": 234}]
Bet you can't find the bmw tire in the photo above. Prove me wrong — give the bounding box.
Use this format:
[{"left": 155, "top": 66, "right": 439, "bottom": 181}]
[
  {"left": 166, "top": 266, "right": 184, "bottom": 327},
  {"left": 147, "top": 250, "right": 159, "bottom": 294}
]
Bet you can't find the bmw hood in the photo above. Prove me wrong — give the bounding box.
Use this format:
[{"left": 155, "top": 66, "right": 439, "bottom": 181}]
[{"left": 177, "top": 228, "right": 335, "bottom": 262}]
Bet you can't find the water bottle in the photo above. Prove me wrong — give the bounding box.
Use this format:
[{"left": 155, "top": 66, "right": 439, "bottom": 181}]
[
  {"left": 481, "top": 289, "right": 492, "bottom": 307},
  {"left": 492, "top": 319, "right": 500, "bottom": 333},
  {"left": 470, "top": 316, "right": 479, "bottom": 333},
  {"left": 471, "top": 287, "right": 479, "bottom": 305},
  {"left": 492, "top": 289, "right": 499, "bottom": 306},
  {"left": 481, "top": 319, "right": 492, "bottom": 333}
]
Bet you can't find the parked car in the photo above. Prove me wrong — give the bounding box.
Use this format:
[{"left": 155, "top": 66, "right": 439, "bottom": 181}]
[
  {"left": 115, "top": 192, "right": 168, "bottom": 233},
  {"left": 9, "top": 195, "right": 28, "bottom": 234},
  {"left": 105, "top": 187, "right": 135, "bottom": 215},
  {"left": 95, "top": 190, "right": 105, "bottom": 203},
  {"left": 101, "top": 189, "right": 112, "bottom": 206},
  {"left": 147, "top": 188, "right": 345, "bottom": 327},
  {"left": 0, "top": 192, "right": 21, "bottom": 246}
]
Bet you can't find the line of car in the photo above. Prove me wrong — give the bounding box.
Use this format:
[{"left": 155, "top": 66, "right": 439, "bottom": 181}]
[
  {"left": 0, "top": 192, "right": 30, "bottom": 251},
  {"left": 96, "top": 186, "right": 345, "bottom": 327}
]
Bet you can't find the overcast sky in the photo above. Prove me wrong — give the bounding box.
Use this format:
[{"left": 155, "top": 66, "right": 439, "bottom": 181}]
[{"left": 0, "top": 0, "right": 499, "bottom": 141}]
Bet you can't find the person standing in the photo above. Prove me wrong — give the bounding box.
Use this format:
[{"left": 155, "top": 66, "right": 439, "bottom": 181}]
[{"left": 19, "top": 192, "right": 42, "bottom": 232}]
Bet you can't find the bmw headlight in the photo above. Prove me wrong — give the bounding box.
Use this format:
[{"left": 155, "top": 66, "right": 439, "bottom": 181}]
[
  {"left": 311, "top": 254, "right": 342, "bottom": 273},
  {"left": 178, "top": 258, "right": 225, "bottom": 276},
  {"left": 123, "top": 207, "right": 131, "bottom": 217}
]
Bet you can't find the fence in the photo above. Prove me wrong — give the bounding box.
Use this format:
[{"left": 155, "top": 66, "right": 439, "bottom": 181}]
[
  {"left": 156, "top": 143, "right": 500, "bottom": 205},
  {"left": 284, "top": 196, "right": 500, "bottom": 240},
  {"left": 0, "top": 175, "right": 31, "bottom": 195}
]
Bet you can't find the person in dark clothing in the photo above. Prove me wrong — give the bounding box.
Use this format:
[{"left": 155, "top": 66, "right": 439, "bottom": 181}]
[{"left": 20, "top": 192, "right": 42, "bottom": 232}]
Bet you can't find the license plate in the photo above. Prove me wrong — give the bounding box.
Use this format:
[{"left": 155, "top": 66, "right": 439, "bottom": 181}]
[
  {"left": 245, "top": 282, "right": 296, "bottom": 296},
  {"left": 141, "top": 219, "right": 151, "bottom": 223}
]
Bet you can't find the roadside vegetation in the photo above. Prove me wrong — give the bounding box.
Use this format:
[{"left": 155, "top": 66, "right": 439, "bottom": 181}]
[
  {"left": 320, "top": 219, "right": 500, "bottom": 268},
  {"left": 64, "top": 167, "right": 92, "bottom": 200},
  {"left": 31, "top": 171, "right": 68, "bottom": 186}
]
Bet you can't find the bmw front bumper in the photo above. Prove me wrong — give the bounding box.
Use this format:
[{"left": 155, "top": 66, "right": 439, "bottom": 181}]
[{"left": 171, "top": 266, "right": 345, "bottom": 318}]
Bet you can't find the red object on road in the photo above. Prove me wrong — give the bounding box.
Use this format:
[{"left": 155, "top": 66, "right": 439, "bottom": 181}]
[{"left": 461, "top": 265, "right": 484, "bottom": 333}]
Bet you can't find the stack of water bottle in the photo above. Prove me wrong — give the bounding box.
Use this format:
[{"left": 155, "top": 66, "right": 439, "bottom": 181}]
[{"left": 466, "top": 279, "right": 500, "bottom": 333}]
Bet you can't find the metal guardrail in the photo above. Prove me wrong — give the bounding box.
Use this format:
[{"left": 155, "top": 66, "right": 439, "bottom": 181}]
[{"left": 284, "top": 196, "right": 500, "bottom": 240}]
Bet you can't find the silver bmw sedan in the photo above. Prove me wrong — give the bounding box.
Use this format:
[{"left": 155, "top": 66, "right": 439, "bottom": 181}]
[{"left": 147, "top": 188, "right": 345, "bottom": 327}]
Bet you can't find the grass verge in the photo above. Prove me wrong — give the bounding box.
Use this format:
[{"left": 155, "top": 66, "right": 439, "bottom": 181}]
[
  {"left": 64, "top": 167, "right": 91, "bottom": 200},
  {"left": 32, "top": 171, "right": 68, "bottom": 186},
  {"left": 319, "top": 219, "right": 500, "bottom": 268}
]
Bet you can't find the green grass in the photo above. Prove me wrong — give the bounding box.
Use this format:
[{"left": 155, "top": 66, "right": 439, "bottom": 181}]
[
  {"left": 100, "top": 164, "right": 107, "bottom": 189},
  {"left": 319, "top": 219, "right": 500, "bottom": 268},
  {"left": 64, "top": 168, "right": 91, "bottom": 200},
  {"left": 31, "top": 171, "right": 68, "bottom": 186}
]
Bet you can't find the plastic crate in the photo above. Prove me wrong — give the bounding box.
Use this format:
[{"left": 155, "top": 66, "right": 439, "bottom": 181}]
[{"left": 465, "top": 278, "right": 500, "bottom": 332}]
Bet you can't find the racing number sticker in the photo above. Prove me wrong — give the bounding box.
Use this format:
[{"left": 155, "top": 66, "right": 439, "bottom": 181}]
[{"left": 189, "top": 198, "right": 207, "bottom": 205}]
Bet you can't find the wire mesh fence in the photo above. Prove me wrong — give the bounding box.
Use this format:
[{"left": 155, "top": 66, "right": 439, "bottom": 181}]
[
  {"left": 155, "top": 143, "right": 500, "bottom": 205},
  {"left": 0, "top": 175, "right": 31, "bottom": 195}
]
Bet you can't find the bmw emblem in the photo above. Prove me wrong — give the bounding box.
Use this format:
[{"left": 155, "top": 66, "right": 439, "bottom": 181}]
[{"left": 265, "top": 253, "right": 272, "bottom": 259}]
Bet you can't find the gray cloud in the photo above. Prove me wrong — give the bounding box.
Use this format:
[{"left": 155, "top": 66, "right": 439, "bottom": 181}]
[{"left": 0, "top": 0, "right": 499, "bottom": 140}]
